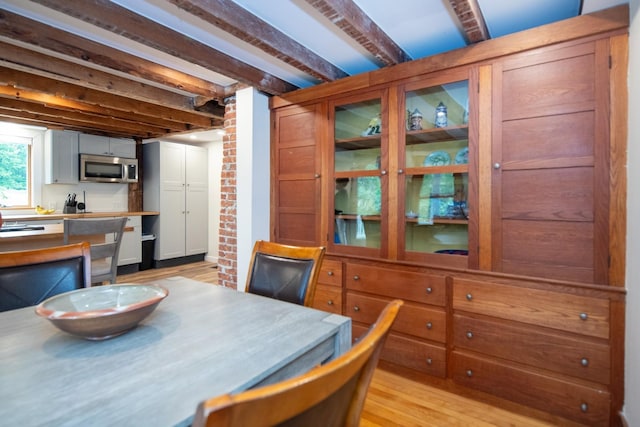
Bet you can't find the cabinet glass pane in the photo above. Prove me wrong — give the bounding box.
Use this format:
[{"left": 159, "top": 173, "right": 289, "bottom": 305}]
[
  {"left": 404, "top": 173, "right": 468, "bottom": 254},
  {"left": 335, "top": 99, "right": 381, "bottom": 173},
  {"left": 334, "top": 98, "right": 382, "bottom": 249},
  {"left": 403, "top": 80, "right": 469, "bottom": 257}
]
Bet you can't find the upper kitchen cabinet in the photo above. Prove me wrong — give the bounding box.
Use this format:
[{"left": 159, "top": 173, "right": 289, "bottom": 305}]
[
  {"left": 330, "top": 90, "right": 388, "bottom": 259},
  {"left": 270, "top": 6, "right": 628, "bottom": 287},
  {"left": 143, "top": 141, "right": 208, "bottom": 265},
  {"left": 79, "top": 134, "right": 136, "bottom": 158},
  {"left": 44, "top": 130, "right": 79, "bottom": 184},
  {"left": 483, "top": 38, "right": 618, "bottom": 284},
  {"left": 271, "top": 103, "right": 325, "bottom": 246}
]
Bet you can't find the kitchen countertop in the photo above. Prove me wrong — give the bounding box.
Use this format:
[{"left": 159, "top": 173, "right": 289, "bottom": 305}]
[
  {"left": 0, "top": 211, "right": 159, "bottom": 248},
  {"left": 1, "top": 211, "right": 159, "bottom": 222}
]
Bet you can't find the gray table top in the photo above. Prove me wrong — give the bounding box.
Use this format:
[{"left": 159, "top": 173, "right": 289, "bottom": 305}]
[{"left": 0, "top": 277, "right": 351, "bottom": 427}]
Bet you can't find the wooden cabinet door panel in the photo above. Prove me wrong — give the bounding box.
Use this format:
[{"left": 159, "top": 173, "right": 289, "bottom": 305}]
[
  {"left": 452, "top": 279, "right": 610, "bottom": 339},
  {"left": 501, "top": 219, "right": 595, "bottom": 282},
  {"left": 272, "top": 104, "right": 323, "bottom": 246},
  {"left": 492, "top": 41, "right": 610, "bottom": 284},
  {"left": 453, "top": 314, "right": 610, "bottom": 384},
  {"left": 502, "top": 52, "right": 595, "bottom": 120},
  {"left": 353, "top": 324, "right": 446, "bottom": 378},
  {"left": 347, "top": 293, "right": 446, "bottom": 343},
  {"left": 345, "top": 263, "right": 446, "bottom": 306},
  {"left": 311, "top": 284, "right": 342, "bottom": 314},
  {"left": 452, "top": 351, "right": 610, "bottom": 425},
  {"left": 318, "top": 259, "right": 342, "bottom": 287}
]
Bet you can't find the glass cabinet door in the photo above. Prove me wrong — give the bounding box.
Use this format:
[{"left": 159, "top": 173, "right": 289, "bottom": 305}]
[
  {"left": 401, "top": 79, "right": 469, "bottom": 263},
  {"left": 331, "top": 93, "right": 386, "bottom": 256}
]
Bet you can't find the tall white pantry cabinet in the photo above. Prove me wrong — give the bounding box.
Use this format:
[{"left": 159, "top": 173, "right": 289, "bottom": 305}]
[{"left": 143, "top": 141, "right": 208, "bottom": 264}]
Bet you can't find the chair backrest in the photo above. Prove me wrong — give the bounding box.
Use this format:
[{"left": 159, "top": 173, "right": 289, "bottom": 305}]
[
  {"left": 193, "top": 299, "right": 403, "bottom": 427},
  {"left": 0, "top": 242, "right": 92, "bottom": 312},
  {"left": 63, "top": 217, "right": 127, "bottom": 284},
  {"left": 245, "top": 240, "right": 326, "bottom": 306}
]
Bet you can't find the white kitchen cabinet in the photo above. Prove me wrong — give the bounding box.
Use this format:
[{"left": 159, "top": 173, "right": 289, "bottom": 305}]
[
  {"left": 115, "top": 216, "right": 142, "bottom": 266},
  {"left": 143, "top": 141, "right": 208, "bottom": 262},
  {"left": 79, "top": 134, "right": 136, "bottom": 158},
  {"left": 44, "top": 130, "right": 79, "bottom": 184}
]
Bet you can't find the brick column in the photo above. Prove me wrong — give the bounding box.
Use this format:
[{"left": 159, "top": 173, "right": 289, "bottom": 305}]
[{"left": 218, "top": 96, "right": 238, "bottom": 288}]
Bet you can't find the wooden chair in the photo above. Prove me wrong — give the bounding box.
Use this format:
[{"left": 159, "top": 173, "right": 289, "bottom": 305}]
[
  {"left": 63, "top": 217, "right": 127, "bottom": 285},
  {"left": 193, "top": 299, "right": 403, "bottom": 427},
  {"left": 0, "top": 242, "right": 92, "bottom": 312},
  {"left": 245, "top": 240, "right": 325, "bottom": 306}
]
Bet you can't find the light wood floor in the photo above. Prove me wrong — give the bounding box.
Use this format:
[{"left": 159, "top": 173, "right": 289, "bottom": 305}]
[{"left": 118, "top": 262, "right": 582, "bottom": 427}]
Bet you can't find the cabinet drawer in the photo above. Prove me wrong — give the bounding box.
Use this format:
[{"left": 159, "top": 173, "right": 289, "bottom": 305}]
[
  {"left": 347, "top": 293, "right": 446, "bottom": 343},
  {"left": 453, "top": 314, "right": 610, "bottom": 384},
  {"left": 452, "top": 278, "right": 610, "bottom": 339},
  {"left": 345, "top": 263, "right": 446, "bottom": 306},
  {"left": 452, "top": 351, "right": 610, "bottom": 425},
  {"left": 318, "top": 259, "right": 342, "bottom": 287},
  {"left": 311, "top": 284, "right": 342, "bottom": 314},
  {"left": 354, "top": 324, "right": 446, "bottom": 378}
]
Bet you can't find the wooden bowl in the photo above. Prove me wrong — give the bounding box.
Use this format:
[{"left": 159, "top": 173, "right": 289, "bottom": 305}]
[{"left": 35, "top": 284, "right": 168, "bottom": 340}]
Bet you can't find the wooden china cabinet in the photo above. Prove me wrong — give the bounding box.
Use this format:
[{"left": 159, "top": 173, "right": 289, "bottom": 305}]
[{"left": 270, "top": 6, "right": 628, "bottom": 426}]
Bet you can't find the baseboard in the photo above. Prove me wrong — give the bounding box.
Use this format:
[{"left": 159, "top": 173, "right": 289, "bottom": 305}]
[
  {"left": 153, "top": 254, "right": 205, "bottom": 268},
  {"left": 117, "top": 263, "right": 139, "bottom": 275}
]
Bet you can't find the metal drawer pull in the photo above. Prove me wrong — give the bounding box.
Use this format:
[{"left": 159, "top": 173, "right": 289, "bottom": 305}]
[
  {"left": 353, "top": 275, "right": 360, "bottom": 281},
  {"left": 327, "top": 271, "right": 334, "bottom": 276},
  {"left": 466, "top": 331, "right": 473, "bottom": 339},
  {"left": 327, "top": 300, "right": 334, "bottom": 306},
  {"left": 426, "top": 357, "right": 432, "bottom": 365},
  {"left": 426, "top": 322, "right": 433, "bottom": 330},
  {"left": 580, "top": 403, "right": 588, "bottom": 412},
  {"left": 426, "top": 287, "right": 432, "bottom": 294},
  {"left": 580, "top": 312, "right": 588, "bottom": 320},
  {"left": 466, "top": 369, "right": 473, "bottom": 377},
  {"left": 466, "top": 293, "right": 473, "bottom": 301},
  {"left": 353, "top": 306, "right": 360, "bottom": 312},
  {"left": 581, "top": 358, "right": 589, "bottom": 367}
]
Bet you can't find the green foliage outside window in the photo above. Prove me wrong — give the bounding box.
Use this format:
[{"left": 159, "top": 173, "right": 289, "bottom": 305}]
[{"left": 0, "top": 142, "right": 29, "bottom": 207}]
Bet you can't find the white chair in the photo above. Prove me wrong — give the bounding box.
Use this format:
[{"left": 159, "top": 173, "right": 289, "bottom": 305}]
[{"left": 63, "top": 217, "right": 127, "bottom": 285}]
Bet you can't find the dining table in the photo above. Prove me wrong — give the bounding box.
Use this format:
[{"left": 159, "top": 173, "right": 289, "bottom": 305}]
[{"left": 0, "top": 276, "right": 352, "bottom": 426}]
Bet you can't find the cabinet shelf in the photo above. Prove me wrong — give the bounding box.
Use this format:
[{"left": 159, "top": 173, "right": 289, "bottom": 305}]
[
  {"left": 405, "top": 217, "right": 467, "bottom": 225},
  {"left": 406, "top": 125, "right": 468, "bottom": 145},
  {"left": 335, "top": 135, "right": 381, "bottom": 150},
  {"left": 336, "top": 214, "right": 380, "bottom": 221}
]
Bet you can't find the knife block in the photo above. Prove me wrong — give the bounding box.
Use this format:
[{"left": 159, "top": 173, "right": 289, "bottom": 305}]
[{"left": 63, "top": 205, "right": 76, "bottom": 214}]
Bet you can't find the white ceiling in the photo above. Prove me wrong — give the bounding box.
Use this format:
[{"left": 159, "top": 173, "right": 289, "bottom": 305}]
[
  {"left": 1, "top": 0, "right": 628, "bottom": 91},
  {"left": 0, "top": 0, "right": 629, "bottom": 141}
]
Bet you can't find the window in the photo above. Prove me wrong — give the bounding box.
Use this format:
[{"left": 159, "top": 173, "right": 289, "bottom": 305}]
[{"left": 0, "top": 135, "right": 31, "bottom": 208}]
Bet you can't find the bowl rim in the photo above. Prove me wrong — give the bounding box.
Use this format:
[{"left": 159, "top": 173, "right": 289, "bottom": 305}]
[{"left": 35, "top": 283, "right": 169, "bottom": 320}]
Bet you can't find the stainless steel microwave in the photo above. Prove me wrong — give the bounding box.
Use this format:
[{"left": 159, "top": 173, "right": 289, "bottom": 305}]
[{"left": 79, "top": 154, "right": 138, "bottom": 183}]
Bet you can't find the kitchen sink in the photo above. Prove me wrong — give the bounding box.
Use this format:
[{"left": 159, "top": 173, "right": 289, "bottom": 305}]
[{"left": 0, "top": 225, "right": 45, "bottom": 232}]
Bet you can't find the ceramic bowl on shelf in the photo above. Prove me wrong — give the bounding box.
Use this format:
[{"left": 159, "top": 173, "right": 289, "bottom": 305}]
[{"left": 35, "top": 284, "right": 168, "bottom": 340}]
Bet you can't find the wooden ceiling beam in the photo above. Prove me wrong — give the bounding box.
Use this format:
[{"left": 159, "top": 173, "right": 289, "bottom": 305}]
[
  {"left": 0, "top": 98, "right": 174, "bottom": 137},
  {"left": 0, "top": 41, "right": 224, "bottom": 118},
  {"left": 31, "top": 0, "right": 298, "bottom": 95},
  {"left": 0, "top": 84, "right": 200, "bottom": 135},
  {"left": 447, "top": 0, "right": 490, "bottom": 44},
  {"left": 169, "top": 0, "right": 348, "bottom": 83},
  {"left": 0, "top": 66, "right": 216, "bottom": 129},
  {"left": 0, "top": 8, "right": 225, "bottom": 99},
  {"left": 304, "top": 0, "right": 411, "bottom": 66}
]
